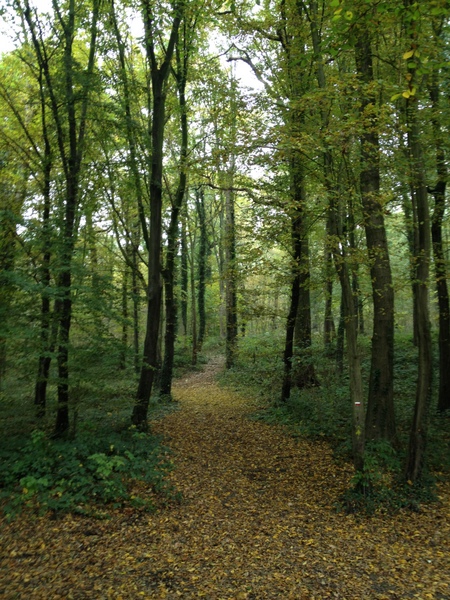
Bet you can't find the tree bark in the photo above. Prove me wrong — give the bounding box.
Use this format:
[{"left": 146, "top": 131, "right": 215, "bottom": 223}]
[
  {"left": 403, "top": 12, "right": 433, "bottom": 481},
  {"left": 23, "top": 0, "right": 100, "bottom": 437},
  {"left": 196, "top": 188, "right": 208, "bottom": 350},
  {"left": 429, "top": 65, "right": 450, "bottom": 413},
  {"left": 133, "top": 0, "right": 181, "bottom": 427},
  {"left": 281, "top": 211, "right": 302, "bottom": 402},
  {"left": 34, "top": 66, "right": 53, "bottom": 415},
  {"left": 225, "top": 181, "right": 238, "bottom": 369},
  {"left": 355, "top": 27, "right": 396, "bottom": 444},
  {"left": 180, "top": 210, "right": 188, "bottom": 337},
  {"left": 160, "top": 36, "right": 189, "bottom": 398}
]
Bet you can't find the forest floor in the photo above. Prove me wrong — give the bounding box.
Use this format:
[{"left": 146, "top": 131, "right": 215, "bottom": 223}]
[{"left": 1, "top": 356, "right": 450, "bottom": 600}]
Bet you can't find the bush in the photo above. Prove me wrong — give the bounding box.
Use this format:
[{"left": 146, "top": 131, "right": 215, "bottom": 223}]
[{"left": 0, "top": 427, "right": 173, "bottom": 520}]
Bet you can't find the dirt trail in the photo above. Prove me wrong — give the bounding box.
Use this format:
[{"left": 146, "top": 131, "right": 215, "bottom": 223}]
[{"left": 1, "top": 357, "right": 450, "bottom": 599}]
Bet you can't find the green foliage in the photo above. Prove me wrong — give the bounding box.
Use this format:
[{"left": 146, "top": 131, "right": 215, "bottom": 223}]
[
  {"left": 340, "top": 441, "right": 437, "bottom": 515},
  {"left": 0, "top": 427, "right": 173, "bottom": 520},
  {"left": 217, "top": 331, "right": 285, "bottom": 399},
  {"left": 221, "top": 332, "right": 448, "bottom": 513}
]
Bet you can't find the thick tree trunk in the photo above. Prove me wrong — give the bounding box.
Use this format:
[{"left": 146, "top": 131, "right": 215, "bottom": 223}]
[
  {"left": 160, "top": 42, "right": 188, "bottom": 398},
  {"left": 34, "top": 94, "right": 53, "bottom": 415},
  {"left": 404, "top": 55, "right": 433, "bottom": 482},
  {"left": 293, "top": 216, "right": 319, "bottom": 389},
  {"left": 429, "top": 71, "right": 450, "bottom": 413},
  {"left": 281, "top": 213, "right": 302, "bottom": 402},
  {"left": 355, "top": 29, "right": 396, "bottom": 444},
  {"left": 133, "top": 2, "right": 181, "bottom": 427},
  {"left": 133, "top": 83, "right": 166, "bottom": 425}
]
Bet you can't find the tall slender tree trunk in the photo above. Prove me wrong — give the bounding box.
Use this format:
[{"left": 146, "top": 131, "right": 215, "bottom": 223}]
[
  {"left": 225, "top": 181, "right": 238, "bottom": 369},
  {"left": 190, "top": 236, "right": 198, "bottom": 366},
  {"left": 160, "top": 34, "right": 189, "bottom": 398},
  {"left": 196, "top": 188, "right": 208, "bottom": 350},
  {"left": 323, "top": 239, "right": 335, "bottom": 350},
  {"left": 132, "top": 2, "right": 181, "bottom": 427},
  {"left": 281, "top": 211, "right": 302, "bottom": 402},
  {"left": 34, "top": 73, "right": 53, "bottom": 415},
  {"left": 355, "top": 26, "right": 396, "bottom": 443},
  {"left": 307, "top": 0, "right": 364, "bottom": 471},
  {"left": 429, "top": 65, "right": 450, "bottom": 413},
  {"left": 119, "top": 259, "right": 129, "bottom": 370},
  {"left": 24, "top": 0, "right": 100, "bottom": 437},
  {"left": 224, "top": 72, "right": 238, "bottom": 370},
  {"left": 331, "top": 205, "right": 365, "bottom": 474},
  {"left": 180, "top": 210, "right": 188, "bottom": 337},
  {"left": 403, "top": 8, "right": 433, "bottom": 481}
]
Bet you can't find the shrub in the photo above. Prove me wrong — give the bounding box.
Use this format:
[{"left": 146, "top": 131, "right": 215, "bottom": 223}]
[{"left": 0, "top": 427, "right": 173, "bottom": 520}]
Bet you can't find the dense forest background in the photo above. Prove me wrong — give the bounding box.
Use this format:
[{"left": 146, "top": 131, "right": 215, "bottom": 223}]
[{"left": 1, "top": 0, "right": 450, "bottom": 514}]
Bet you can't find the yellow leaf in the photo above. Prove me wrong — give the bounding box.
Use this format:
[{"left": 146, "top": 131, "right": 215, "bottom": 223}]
[
  {"left": 402, "top": 90, "right": 411, "bottom": 98},
  {"left": 403, "top": 49, "right": 415, "bottom": 59}
]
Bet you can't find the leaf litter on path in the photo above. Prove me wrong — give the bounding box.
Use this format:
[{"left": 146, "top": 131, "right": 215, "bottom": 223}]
[{"left": 1, "top": 356, "right": 449, "bottom": 599}]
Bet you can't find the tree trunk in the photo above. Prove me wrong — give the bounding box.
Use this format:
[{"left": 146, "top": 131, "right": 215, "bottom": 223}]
[
  {"left": 323, "top": 243, "right": 335, "bottom": 350},
  {"left": 336, "top": 292, "right": 345, "bottom": 374},
  {"left": 224, "top": 71, "right": 238, "bottom": 369},
  {"left": 225, "top": 180, "right": 238, "bottom": 369},
  {"left": 429, "top": 68, "right": 450, "bottom": 413},
  {"left": 34, "top": 78, "right": 53, "bottom": 415},
  {"left": 160, "top": 38, "right": 189, "bottom": 398},
  {"left": 403, "top": 22, "right": 433, "bottom": 481},
  {"left": 281, "top": 212, "right": 302, "bottom": 402},
  {"left": 119, "top": 261, "right": 129, "bottom": 370},
  {"left": 331, "top": 211, "right": 365, "bottom": 474},
  {"left": 355, "top": 27, "right": 396, "bottom": 444},
  {"left": 180, "top": 210, "right": 188, "bottom": 337},
  {"left": 190, "top": 236, "right": 198, "bottom": 366},
  {"left": 196, "top": 188, "right": 207, "bottom": 350},
  {"left": 111, "top": 0, "right": 149, "bottom": 251},
  {"left": 133, "top": 1, "right": 181, "bottom": 427},
  {"left": 24, "top": 0, "right": 100, "bottom": 437}
]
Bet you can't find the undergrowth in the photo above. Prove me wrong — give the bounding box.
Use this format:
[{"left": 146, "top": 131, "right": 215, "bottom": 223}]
[
  {"left": 0, "top": 354, "right": 180, "bottom": 520},
  {"left": 219, "top": 331, "right": 449, "bottom": 514},
  {"left": 0, "top": 427, "right": 174, "bottom": 520}
]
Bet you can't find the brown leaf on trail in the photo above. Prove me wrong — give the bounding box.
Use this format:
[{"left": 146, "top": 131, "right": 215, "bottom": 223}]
[{"left": 1, "top": 355, "right": 450, "bottom": 599}]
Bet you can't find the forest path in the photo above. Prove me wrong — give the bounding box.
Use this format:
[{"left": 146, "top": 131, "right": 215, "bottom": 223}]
[{"left": 2, "top": 357, "right": 450, "bottom": 599}]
